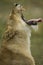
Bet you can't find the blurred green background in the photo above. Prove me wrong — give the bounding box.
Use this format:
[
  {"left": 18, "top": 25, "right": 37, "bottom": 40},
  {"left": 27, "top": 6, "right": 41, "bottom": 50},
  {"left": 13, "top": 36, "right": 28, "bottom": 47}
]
[{"left": 0, "top": 0, "right": 43, "bottom": 65}]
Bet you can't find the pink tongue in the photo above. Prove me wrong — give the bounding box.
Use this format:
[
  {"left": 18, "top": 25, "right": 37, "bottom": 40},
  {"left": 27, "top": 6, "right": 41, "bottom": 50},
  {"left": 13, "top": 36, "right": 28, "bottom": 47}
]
[{"left": 37, "top": 18, "right": 43, "bottom": 22}]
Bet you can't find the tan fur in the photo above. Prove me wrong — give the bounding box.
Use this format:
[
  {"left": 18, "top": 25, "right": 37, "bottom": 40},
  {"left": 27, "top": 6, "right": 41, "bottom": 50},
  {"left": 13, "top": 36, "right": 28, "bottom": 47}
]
[{"left": 0, "top": 6, "right": 35, "bottom": 65}]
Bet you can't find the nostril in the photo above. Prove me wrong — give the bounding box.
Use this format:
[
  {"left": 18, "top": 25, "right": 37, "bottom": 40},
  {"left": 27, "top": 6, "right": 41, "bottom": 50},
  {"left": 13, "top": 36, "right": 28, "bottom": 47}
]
[
  {"left": 14, "top": 3, "right": 18, "bottom": 7},
  {"left": 15, "top": 4, "right": 18, "bottom": 6}
]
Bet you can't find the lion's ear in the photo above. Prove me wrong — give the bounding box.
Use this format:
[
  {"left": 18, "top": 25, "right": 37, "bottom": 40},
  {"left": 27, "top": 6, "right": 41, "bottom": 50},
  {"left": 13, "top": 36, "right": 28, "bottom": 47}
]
[{"left": 31, "top": 25, "right": 38, "bottom": 32}]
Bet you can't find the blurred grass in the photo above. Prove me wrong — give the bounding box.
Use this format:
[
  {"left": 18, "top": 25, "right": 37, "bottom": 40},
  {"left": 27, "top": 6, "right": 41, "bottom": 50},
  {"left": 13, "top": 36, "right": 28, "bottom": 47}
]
[{"left": 0, "top": 0, "right": 43, "bottom": 65}]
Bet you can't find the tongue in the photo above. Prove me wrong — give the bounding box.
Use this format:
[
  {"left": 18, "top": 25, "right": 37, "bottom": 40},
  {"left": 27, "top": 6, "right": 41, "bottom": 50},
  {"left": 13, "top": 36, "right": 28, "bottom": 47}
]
[{"left": 37, "top": 18, "right": 43, "bottom": 22}]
